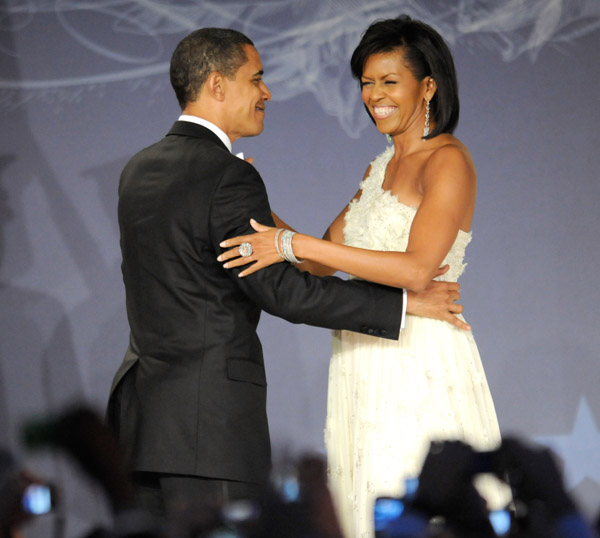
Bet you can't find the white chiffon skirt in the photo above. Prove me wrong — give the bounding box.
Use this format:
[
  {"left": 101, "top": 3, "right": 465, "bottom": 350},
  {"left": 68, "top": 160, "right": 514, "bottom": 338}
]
[{"left": 325, "top": 314, "right": 510, "bottom": 538}]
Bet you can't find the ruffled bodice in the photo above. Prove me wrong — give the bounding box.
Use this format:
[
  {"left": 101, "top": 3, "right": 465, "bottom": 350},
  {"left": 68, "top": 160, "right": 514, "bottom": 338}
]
[{"left": 343, "top": 146, "right": 471, "bottom": 283}]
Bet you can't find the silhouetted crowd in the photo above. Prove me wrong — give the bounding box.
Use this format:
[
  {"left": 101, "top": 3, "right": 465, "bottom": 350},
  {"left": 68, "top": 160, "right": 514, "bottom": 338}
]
[{"left": 1, "top": 404, "right": 599, "bottom": 538}]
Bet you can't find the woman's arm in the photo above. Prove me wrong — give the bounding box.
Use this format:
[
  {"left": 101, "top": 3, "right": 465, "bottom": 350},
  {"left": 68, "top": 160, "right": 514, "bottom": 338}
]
[
  {"left": 298, "top": 194, "right": 358, "bottom": 276},
  {"left": 268, "top": 211, "right": 338, "bottom": 276},
  {"left": 290, "top": 145, "right": 475, "bottom": 290},
  {"left": 266, "top": 202, "right": 354, "bottom": 277},
  {"left": 264, "top": 179, "right": 365, "bottom": 277},
  {"left": 220, "top": 150, "right": 474, "bottom": 291}
]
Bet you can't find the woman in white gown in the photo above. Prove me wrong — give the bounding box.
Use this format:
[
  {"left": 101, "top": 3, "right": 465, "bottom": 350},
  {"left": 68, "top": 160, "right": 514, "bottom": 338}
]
[{"left": 219, "top": 15, "right": 508, "bottom": 538}]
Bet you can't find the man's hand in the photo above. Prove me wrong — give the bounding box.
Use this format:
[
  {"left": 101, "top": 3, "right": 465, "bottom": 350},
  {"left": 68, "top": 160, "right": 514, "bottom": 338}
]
[{"left": 406, "top": 276, "right": 470, "bottom": 331}]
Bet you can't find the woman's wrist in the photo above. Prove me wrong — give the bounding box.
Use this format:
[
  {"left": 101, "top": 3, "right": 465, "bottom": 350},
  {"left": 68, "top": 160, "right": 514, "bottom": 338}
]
[
  {"left": 292, "top": 233, "right": 307, "bottom": 261},
  {"left": 278, "top": 229, "right": 305, "bottom": 264}
]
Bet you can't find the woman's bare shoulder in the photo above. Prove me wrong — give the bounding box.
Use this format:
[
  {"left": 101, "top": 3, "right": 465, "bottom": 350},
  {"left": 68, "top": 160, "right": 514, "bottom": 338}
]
[
  {"left": 426, "top": 135, "right": 474, "bottom": 173},
  {"left": 420, "top": 135, "right": 476, "bottom": 196}
]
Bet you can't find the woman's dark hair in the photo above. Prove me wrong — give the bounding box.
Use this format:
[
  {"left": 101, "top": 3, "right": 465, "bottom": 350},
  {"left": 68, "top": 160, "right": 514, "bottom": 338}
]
[
  {"left": 350, "top": 15, "right": 459, "bottom": 139},
  {"left": 170, "top": 28, "right": 254, "bottom": 110}
]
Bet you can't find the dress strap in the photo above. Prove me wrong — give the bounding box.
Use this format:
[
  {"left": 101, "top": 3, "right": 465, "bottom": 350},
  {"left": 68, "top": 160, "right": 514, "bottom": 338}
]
[{"left": 359, "top": 146, "right": 395, "bottom": 194}]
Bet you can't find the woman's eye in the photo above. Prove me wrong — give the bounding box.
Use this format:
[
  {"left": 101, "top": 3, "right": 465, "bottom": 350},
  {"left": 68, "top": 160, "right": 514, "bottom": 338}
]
[
  {"left": 385, "top": 80, "right": 397, "bottom": 85},
  {"left": 361, "top": 81, "right": 373, "bottom": 87}
]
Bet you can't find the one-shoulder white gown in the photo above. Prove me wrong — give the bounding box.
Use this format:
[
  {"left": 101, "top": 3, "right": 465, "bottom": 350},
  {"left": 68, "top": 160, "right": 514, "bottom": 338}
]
[{"left": 325, "top": 147, "right": 509, "bottom": 538}]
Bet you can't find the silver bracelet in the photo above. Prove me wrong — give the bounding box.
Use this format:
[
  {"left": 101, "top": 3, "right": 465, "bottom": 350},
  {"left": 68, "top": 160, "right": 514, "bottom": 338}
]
[
  {"left": 281, "top": 230, "right": 296, "bottom": 263},
  {"left": 274, "top": 228, "right": 285, "bottom": 259},
  {"left": 281, "top": 229, "right": 304, "bottom": 264}
]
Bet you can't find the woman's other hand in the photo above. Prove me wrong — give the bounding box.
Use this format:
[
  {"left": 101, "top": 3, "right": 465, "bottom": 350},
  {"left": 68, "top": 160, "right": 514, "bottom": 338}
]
[{"left": 218, "top": 219, "right": 283, "bottom": 277}]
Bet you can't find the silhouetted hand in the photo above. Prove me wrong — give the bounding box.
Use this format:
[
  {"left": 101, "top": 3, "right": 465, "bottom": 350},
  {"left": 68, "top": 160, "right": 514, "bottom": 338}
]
[
  {"left": 500, "top": 437, "right": 576, "bottom": 517},
  {"left": 412, "top": 441, "right": 495, "bottom": 537},
  {"left": 23, "top": 406, "right": 135, "bottom": 513},
  {"left": 297, "top": 456, "right": 344, "bottom": 538}
]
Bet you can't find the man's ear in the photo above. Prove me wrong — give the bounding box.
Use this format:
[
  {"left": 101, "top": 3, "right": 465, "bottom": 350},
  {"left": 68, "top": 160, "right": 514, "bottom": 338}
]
[{"left": 206, "top": 71, "right": 226, "bottom": 101}]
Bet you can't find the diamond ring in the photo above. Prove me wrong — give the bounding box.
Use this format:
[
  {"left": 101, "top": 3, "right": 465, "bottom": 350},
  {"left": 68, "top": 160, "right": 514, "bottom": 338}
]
[{"left": 239, "top": 242, "right": 253, "bottom": 258}]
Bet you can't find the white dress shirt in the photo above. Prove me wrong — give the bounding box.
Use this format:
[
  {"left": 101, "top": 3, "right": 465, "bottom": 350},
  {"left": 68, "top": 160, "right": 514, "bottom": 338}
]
[{"left": 178, "top": 114, "right": 244, "bottom": 159}]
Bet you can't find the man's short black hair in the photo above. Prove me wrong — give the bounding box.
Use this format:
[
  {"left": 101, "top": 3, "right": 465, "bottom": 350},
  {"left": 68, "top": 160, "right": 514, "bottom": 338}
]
[{"left": 170, "top": 28, "right": 254, "bottom": 110}]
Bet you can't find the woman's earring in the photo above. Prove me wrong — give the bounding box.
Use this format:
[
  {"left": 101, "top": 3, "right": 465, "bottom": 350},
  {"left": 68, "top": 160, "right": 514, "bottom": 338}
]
[
  {"left": 423, "top": 100, "right": 430, "bottom": 139},
  {"left": 385, "top": 134, "right": 392, "bottom": 144}
]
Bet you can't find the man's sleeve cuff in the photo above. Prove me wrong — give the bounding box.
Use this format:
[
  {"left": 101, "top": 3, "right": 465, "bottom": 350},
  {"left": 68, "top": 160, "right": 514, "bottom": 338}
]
[{"left": 401, "top": 288, "right": 407, "bottom": 330}]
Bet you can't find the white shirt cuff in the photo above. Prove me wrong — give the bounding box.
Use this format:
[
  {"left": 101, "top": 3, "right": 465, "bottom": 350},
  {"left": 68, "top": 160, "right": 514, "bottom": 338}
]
[{"left": 400, "top": 288, "right": 407, "bottom": 330}]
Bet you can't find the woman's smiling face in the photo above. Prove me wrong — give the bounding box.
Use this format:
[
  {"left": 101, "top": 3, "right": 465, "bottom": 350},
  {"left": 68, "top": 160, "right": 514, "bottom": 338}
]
[{"left": 360, "top": 49, "right": 432, "bottom": 139}]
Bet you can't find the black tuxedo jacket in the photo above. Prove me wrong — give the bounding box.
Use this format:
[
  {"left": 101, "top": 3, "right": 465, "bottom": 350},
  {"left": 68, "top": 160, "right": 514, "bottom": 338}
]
[{"left": 109, "top": 121, "right": 404, "bottom": 485}]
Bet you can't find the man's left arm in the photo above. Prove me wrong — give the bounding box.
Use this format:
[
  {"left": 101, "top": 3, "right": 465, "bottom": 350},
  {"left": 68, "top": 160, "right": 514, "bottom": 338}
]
[{"left": 209, "top": 160, "right": 404, "bottom": 339}]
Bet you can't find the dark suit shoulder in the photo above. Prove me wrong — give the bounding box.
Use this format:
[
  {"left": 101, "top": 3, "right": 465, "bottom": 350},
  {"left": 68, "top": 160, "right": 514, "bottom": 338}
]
[
  {"left": 208, "top": 157, "right": 270, "bottom": 239},
  {"left": 120, "top": 126, "right": 247, "bottom": 194}
]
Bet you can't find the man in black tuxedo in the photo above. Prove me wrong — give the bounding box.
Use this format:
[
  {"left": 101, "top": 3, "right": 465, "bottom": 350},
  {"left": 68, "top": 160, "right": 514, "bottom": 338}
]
[{"left": 107, "top": 28, "right": 467, "bottom": 516}]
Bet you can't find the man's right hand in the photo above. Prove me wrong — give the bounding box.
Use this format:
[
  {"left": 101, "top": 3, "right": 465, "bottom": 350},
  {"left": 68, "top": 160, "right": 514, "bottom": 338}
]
[{"left": 406, "top": 277, "right": 470, "bottom": 331}]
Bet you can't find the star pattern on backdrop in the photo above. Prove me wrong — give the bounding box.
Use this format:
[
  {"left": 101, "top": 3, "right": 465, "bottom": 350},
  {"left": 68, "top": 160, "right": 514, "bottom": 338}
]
[{"left": 534, "top": 396, "right": 600, "bottom": 490}]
